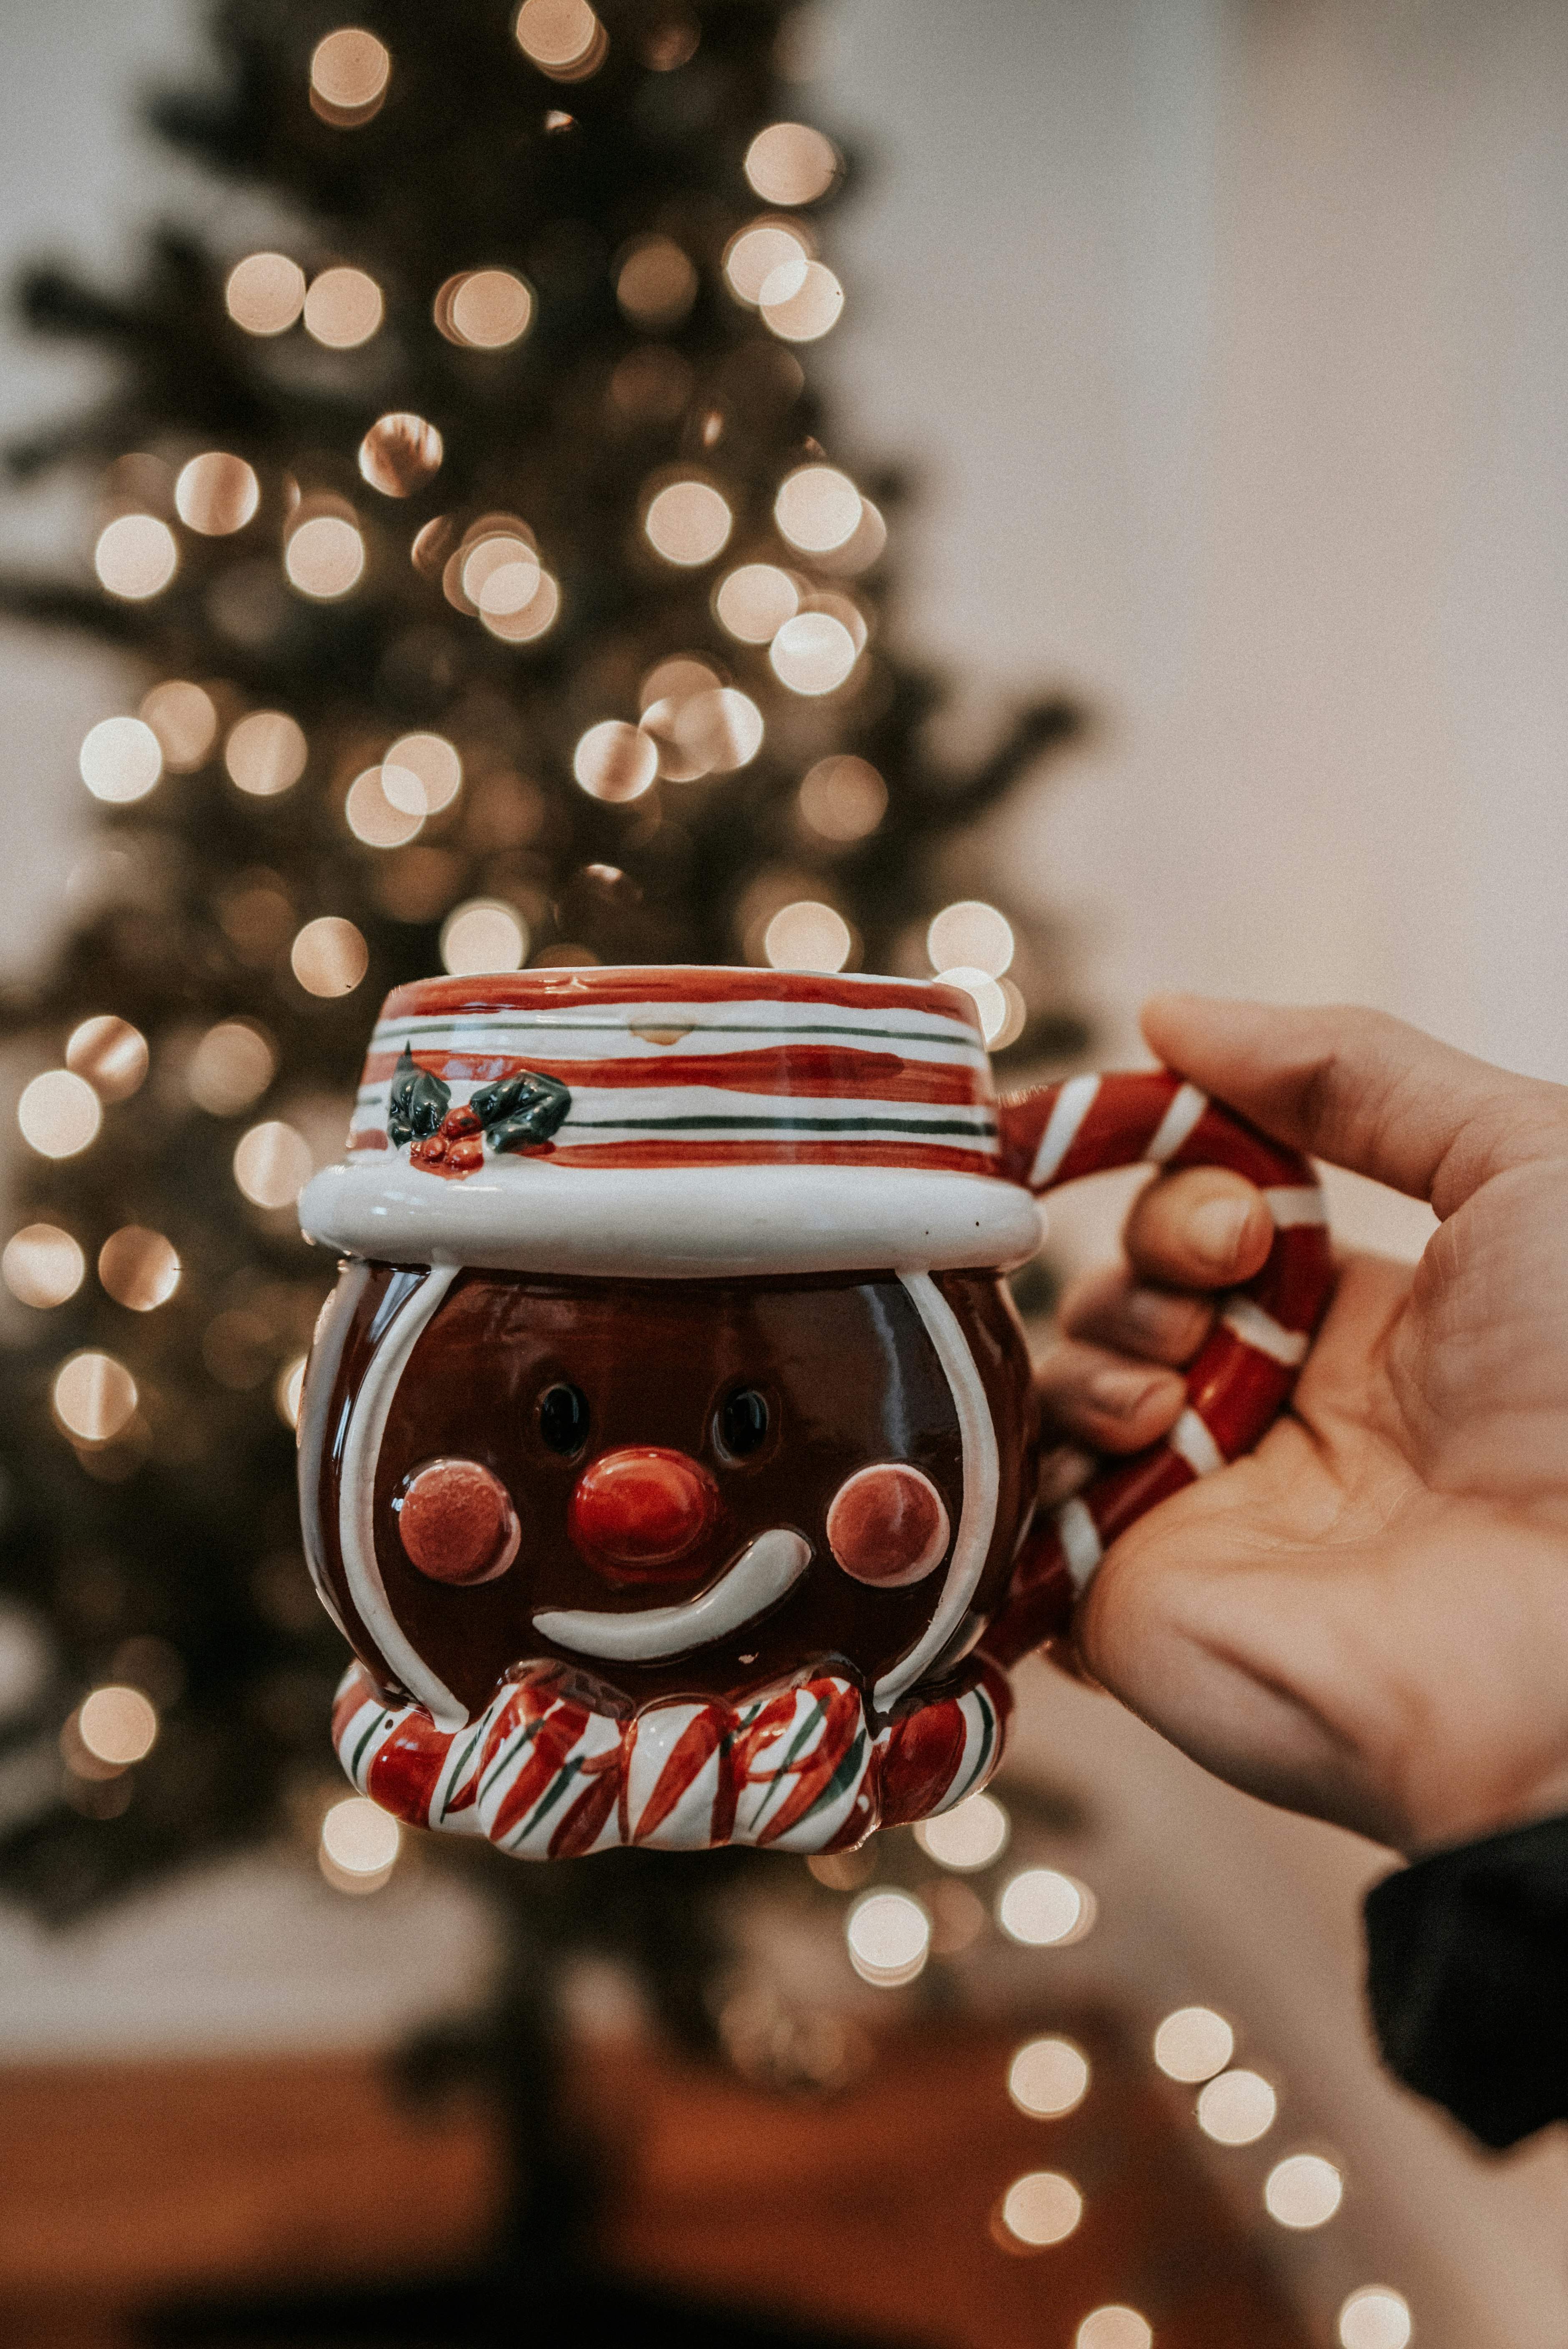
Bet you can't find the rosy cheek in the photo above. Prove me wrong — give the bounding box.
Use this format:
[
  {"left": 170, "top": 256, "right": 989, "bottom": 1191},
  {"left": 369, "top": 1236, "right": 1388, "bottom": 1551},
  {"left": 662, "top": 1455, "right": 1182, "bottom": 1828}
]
[
  {"left": 396, "top": 1457, "right": 520, "bottom": 1586},
  {"left": 827, "top": 1463, "right": 951, "bottom": 1589}
]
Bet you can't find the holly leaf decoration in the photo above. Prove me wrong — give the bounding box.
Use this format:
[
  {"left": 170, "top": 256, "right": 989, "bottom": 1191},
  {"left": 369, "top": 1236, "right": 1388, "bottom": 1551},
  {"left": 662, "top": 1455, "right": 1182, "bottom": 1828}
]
[
  {"left": 387, "top": 1044, "right": 452, "bottom": 1145},
  {"left": 470, "top": 1070, "right": 573, "bottom": 1154}
]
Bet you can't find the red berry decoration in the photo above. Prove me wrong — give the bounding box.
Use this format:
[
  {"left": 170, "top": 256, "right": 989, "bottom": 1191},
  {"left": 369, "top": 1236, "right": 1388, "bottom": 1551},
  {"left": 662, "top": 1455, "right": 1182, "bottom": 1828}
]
[
  {"left": 827, "top": 1463, "right": 950, "bottom": 1588},
  {"left": 397, "top": 1457, "right": 519, "bottom": 1585}
]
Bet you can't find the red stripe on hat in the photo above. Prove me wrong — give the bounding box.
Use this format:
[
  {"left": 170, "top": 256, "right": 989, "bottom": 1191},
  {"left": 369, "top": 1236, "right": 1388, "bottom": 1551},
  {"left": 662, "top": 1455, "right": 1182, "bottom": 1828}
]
[
  {"left": 379, "top": 966, "right": 984, "bottom": 1032},
  {"left": 538, "top": 1139, "right": 1000, "bottom": 1175},
  {"left": 360, "top": 1043, "right": 985, "bottom": 1107}
]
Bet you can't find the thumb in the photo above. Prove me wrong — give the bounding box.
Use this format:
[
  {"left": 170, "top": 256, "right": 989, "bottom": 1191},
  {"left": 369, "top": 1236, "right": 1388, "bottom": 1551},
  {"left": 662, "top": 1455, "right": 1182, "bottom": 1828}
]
[{"left": 1140, "top": 996, "right": 1568, "bottom": 1218}]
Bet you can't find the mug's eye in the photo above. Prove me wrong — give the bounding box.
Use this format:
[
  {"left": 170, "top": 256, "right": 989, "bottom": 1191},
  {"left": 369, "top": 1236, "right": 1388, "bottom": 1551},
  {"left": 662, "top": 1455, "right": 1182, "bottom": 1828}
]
[
  {"left": 539, "top": 1383, "right": 589, "bottom": 1455},
  {"left": 719, "top": 1388, "right": 769, "bottom": 1459}
]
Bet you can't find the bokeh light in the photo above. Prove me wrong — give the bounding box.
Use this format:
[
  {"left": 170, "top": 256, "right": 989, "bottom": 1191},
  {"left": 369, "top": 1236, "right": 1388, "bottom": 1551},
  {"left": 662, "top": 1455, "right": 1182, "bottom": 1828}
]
[
  {"left": 19, "top": 1070, "right": 101, "bottom": 1159},
  {"left": 774, "top": 464, "right": 862, "bottom": 553},
  {"left": 815, "top": 496, "right": 888, "bottom": 576},
  {"left": 744, "top": 121, "right": 841, "bottom": 206},
  {"left": 1195, "top": 2068, "right": 1277, "bottom": 2146},
  {"left": 1008, "top": 2036, "right": 1091, "bottom": 2119},
  {"left": 78, "top": 1684, "right": 158, "bottom": 1766},
  {"left": 798, "top": 755, "right": 886, "bottom": 842},
  {"left": 929, "top": 900, "right": 1015, "bottom": 978},
  {"left": 440, "top": 899, "right": 528, "bottom": 976},
  {"left": 724, "top": 219, "right": 812, "bottom": 307},
  {"left": 1076, "top": 2311, "right": 1152, "bottom": 2349},
  {"left": 67, "top": 1017, "right": 148, "bottom": 1103},
  {"left": 673, "top": 687, "right": 763, "bottom": 774},
  {"left": 436, "top": 269, "right": 535, "bottom": 349},
  {"left": 616, "top": 236, "right": 698, "bottom": 328},
  {"left": 573, "top": 720, "right": 659, "bottom": 803},
  {"left": 174, "top": 452, "right": 259, "bottom": 536},
  {"left": 514, "top": 0, "right": 603, "bottom": 75},
  {"left": 94, "top": 513, "right": 178, "bottom": 600},
  {"left": 915, "top": 1791, "right": 1010, "bottom": 1872},
  {"left": 79, "top": 716, "right": 163, "bottom": 804},
  {"left": 1265, "top": 2152, "right": 1344, "bottom": 2229},
  {"left": 644, "top": 480, "right": 732, "bottom": 567},
  {"left": 276, "top": 1355, "right": 307, "bottom": 1428},
  {"left": 760, "top": 259, "right": 843, "bottom": 342},
  {"left": 462, "top": 532, "right": 540, "bottom": 612},
  {"left": 997, "top": 1867, "right": 1096, "bottom": 1947},
  {"left": 53, "top": 1352, "right": 137, "bottom": 1445},
  {"left": 98, "top": 1227, "right": 181, "bottom": 1313},
  {"left": 997, "top": 2171, "right": 1083, "bottom": 2250},
  {"left": 225, "top": 252, "right": 306, "bottom": 336},
  {"left": 310, "top": 27, "right": 390, "bottom": 121},
  {"left": 2, "top": 1224, "right": 85, "bottom": 1309},
  {"left": 384, "top": 732, "right": 462, "bottom": 815},
  {"left": 345, "top": 765, "right": 424, "bottom": 849},
  {"left": 359, "top": 412, "right": 443, "bottom": 497},
  {"left": 291, "top": 916, "right": 368, "bottom": 997},
  {"left": 770, "top": 610, "right": 857, "bottom": 695},
  {"left": 140, "top": 681, "right": 218, "bottom": 772},
  {"left": 303, "top": 266, "right": 383, "bottom": 349},
  {"left": 284, "top": 513, "right": 365, "bottom": 598},
  {"left": 1153, "top": 2006, "right": 1234, "bottom": 2084},
  {"left": 845, "top": 1889, "right": 930, "bottom": 1987},
  {"left": 479, "top": 569, "right": 559, "bottom": 642},
  {"left": 233, "top": 1120, "right": 314, "bottom": 1210},
  {"left": 1339, "top": 2288, "right": 1413, "bottom": 2349},
  {"left": 319, "top": 1793, "right": 400, "bottom": 1892},
  {"left": 937, "top": 967, "right": 1008, "bottom": 1045},
  {"left": 225, "top": 710, "right": 308, "bottom": 796},
  {"left": 187, "top": 1020, "right": 276, "bottom": 1115},
  {"left": 763, "top": 900, "right": 851, "bottom": 972},
  {"left": 714, "top": 562, "right": 797, "bottom": 643}
]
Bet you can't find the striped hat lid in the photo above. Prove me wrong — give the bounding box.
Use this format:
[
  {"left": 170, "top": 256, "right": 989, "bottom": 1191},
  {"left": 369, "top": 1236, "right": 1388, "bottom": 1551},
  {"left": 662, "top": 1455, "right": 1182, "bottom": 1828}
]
[{"left": 298, "top": 966, "right": 1043, "bottom": 1278}]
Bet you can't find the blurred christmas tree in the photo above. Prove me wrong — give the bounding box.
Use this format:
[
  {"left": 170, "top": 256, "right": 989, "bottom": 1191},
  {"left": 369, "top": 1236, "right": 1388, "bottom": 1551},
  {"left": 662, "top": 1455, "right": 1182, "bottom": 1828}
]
[{"left": 0, "top": 0, "right": 1085, "bottom": 2289}]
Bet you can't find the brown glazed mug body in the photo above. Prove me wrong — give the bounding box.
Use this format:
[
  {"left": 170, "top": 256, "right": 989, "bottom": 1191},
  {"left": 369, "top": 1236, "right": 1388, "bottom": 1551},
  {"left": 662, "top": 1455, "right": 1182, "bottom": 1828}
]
[{"left": 297, "top": 967, "right": 1330, "bottom": 1858}]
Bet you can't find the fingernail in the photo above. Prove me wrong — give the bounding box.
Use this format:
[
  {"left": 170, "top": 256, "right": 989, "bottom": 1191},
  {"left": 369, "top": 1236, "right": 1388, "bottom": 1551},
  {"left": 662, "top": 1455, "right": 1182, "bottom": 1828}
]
[
  {"left": 1189, "top": 1196, "right": 1251, "bottom": 1269},
  {"left": 1086, "top": 1365, "right": 1171, "bottom": 1419}
]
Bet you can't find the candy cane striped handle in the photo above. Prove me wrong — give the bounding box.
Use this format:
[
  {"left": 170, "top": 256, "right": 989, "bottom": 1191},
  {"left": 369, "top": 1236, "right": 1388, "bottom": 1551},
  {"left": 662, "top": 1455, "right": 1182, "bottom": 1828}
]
[{"left": 982, "top": 1070, "right": 1333, "bottom": 1669}]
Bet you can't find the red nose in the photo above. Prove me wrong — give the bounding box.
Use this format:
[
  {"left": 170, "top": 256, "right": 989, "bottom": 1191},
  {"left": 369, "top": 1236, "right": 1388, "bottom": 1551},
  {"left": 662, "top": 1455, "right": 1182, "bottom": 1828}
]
[{"left": 568, "top": 1447, "right": 719, "bottom": 1584}]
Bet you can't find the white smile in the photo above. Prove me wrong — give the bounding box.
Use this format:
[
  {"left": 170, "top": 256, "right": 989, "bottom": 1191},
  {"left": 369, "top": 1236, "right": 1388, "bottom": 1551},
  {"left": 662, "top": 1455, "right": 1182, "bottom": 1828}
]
[{"left": 532, "top": 1527, "right": 812, "bottom": 1664}]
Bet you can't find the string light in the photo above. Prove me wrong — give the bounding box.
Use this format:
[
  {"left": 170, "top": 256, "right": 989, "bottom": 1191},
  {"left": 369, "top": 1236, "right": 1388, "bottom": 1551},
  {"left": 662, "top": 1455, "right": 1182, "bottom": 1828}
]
[
  {"left": 938, "top": 967, "right": 1008, "bottom": 1044},
  {"left": 186, "top": 1020, "right": 276, "bottom": 1115},
  {"left": 275, "top": 1355, "right": 307, "bottom": 1428},
  {"left": 514, "top": 0, "right": 606, "bottom": 79},
  {"left": 53, "top": 1352, "right": 137, "bottom": 1444},
  {"left": 384, "top": 733, "right": 462, "bottom": 815},
  {"left": 1076, "top": 2312, "right": 1152, "bottom": 2349},
  {"left": 1153, "top": 2006, "right": 1234, "bottom": 2084},
  {"left": 434, "top": 269, "right": 534, "bottom": 349},
  {"left": 723, "top": 219, "right": 812, "bottom": 307},
  {"left": 174, "top": 452, "right": 259, "bottom": 536},
  {"left": 997, "top": 1867, "right": 1096, "bottom": 1947},
  {"left": 616, "top": 236, "right": 698, "bottom": 329},
  {"left": 302, "top": 266, "right": 383, "bottom": 349},
  {"left": 94, "top": 514, "right": 178, "bottom": 600},
  {"left": 844, "top": 1890, "right": 930, "bottom": 1986},
  {"left": 290, "top": 917, "right": 368, "bottom": 997},
  {"left": 78, "top": 1685, "right": 158, "bottom": 1766},
  {"left": 440, "top": 899, "right": 528, "bottom": 975},
  {"left": 284, "top": 512, "right": 365, "bottom": 599},
  {"left": 224, "top": 710, "right": 307, "bottom": 796},
  {"left": 643, "top": 480, "right": 733, "bottom": 567},
  {"left": 67, "top": 1016, "right": 148, "bottom": 1102},
  {"left": 18, "top": 1071, "right": 101, "bottom": 1159},
  {"left": 79, "top": 716, "right": 163, "bottom": 804},
  {"left": 915, "top": 1790, "right": 1010, "bottom": 1871},
  {"left": 345, "top": 766, "right": 424, "bottom": 848},
  {"left": 1195, "top": 2068, "right": 1277, "bottom": 2146},
  {"left": 798, "top": 755, "right": 886, "bottom": 842},
  {"left": 309, "top": 28, "right": 391, "bottom": 124},
  {"left": 763, "top": 901, "right": 851, "bottom": 972},
  {"left": 233, "top": 1120, "right": 314, "bottom": 1210},
  {"left": 996, "top": 2171, "right": 1082, "bottom": 2250},
  {"left": 1008, "top": 2036, "right": 1090, "bottom": 2119},
  {"left": 319, "top": 1794, "right": 400, "bottom": 1893},
  {"left": 761, "top": 259, "right": 843, "bottom": 342},
  {"left": 98, "top": 1228, "right": 180, "bottom": 1312},
  {"left": 358, "top": 413, "right": 443, "bottom": 497},
  {"left": 770, "top": 610, "right": 857, "bottom": 695},
  {"left": 744, "top": 122, "right": 841, "bottom": 206},
  {"left": 1264, "top": 2152, "right": 1344, "bottom": 2229},
  {"left": 929, "top": 900, "right": 1014, "bottom": 978},
  {"left": 225, "top": 252, "right": 306, "bottom": 336},
  {"left": 2, "top": 1224, "right": 85, "bottom": 1309},
  {"left": 573, "top": 721, "right": 658, "bottom": 804},
  {"left": 140, "top": 681, "right": 218, "bottom": 772},
  {"left": 714, "top": 562, "right": 798, "bottom": 643},
  {"left": 774, "top": 464, "right": 862, "bottom": 553},
  {"left": 1338, "top": 2288, "right": 1412, "bottom": 2349}
]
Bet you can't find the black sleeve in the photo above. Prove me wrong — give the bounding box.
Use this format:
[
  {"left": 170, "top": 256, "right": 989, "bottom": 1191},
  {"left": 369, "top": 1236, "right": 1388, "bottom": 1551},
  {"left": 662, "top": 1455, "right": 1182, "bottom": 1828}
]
[{"left": 1364, "top": 1812, "right": 1568, "bottom": 2148}]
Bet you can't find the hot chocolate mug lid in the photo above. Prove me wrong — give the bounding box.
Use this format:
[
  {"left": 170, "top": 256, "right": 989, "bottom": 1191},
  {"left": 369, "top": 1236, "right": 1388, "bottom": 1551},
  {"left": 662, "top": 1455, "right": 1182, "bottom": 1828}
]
[{"left": 299, "top": 965, "right": 1044, "bottom": 1278}]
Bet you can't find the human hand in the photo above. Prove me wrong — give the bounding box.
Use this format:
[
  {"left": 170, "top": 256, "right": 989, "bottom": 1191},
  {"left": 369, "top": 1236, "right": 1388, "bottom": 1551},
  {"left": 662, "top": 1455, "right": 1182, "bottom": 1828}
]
[{"left": 1036, "top": 997, "right": 1568, "bottom": 1856}]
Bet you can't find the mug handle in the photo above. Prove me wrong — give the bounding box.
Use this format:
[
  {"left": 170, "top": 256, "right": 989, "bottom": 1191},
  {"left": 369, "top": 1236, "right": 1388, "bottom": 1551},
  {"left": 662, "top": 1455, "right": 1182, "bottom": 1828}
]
[{"left": 980, "top": 1070, "right": 1334, "bottom": 1670}]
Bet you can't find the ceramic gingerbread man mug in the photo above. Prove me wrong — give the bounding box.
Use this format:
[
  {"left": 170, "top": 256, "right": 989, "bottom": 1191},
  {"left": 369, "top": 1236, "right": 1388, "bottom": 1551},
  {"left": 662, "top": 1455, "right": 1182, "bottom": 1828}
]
[{"left": 297, "top": 967, "right": 1331, "bottom": 1860}]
